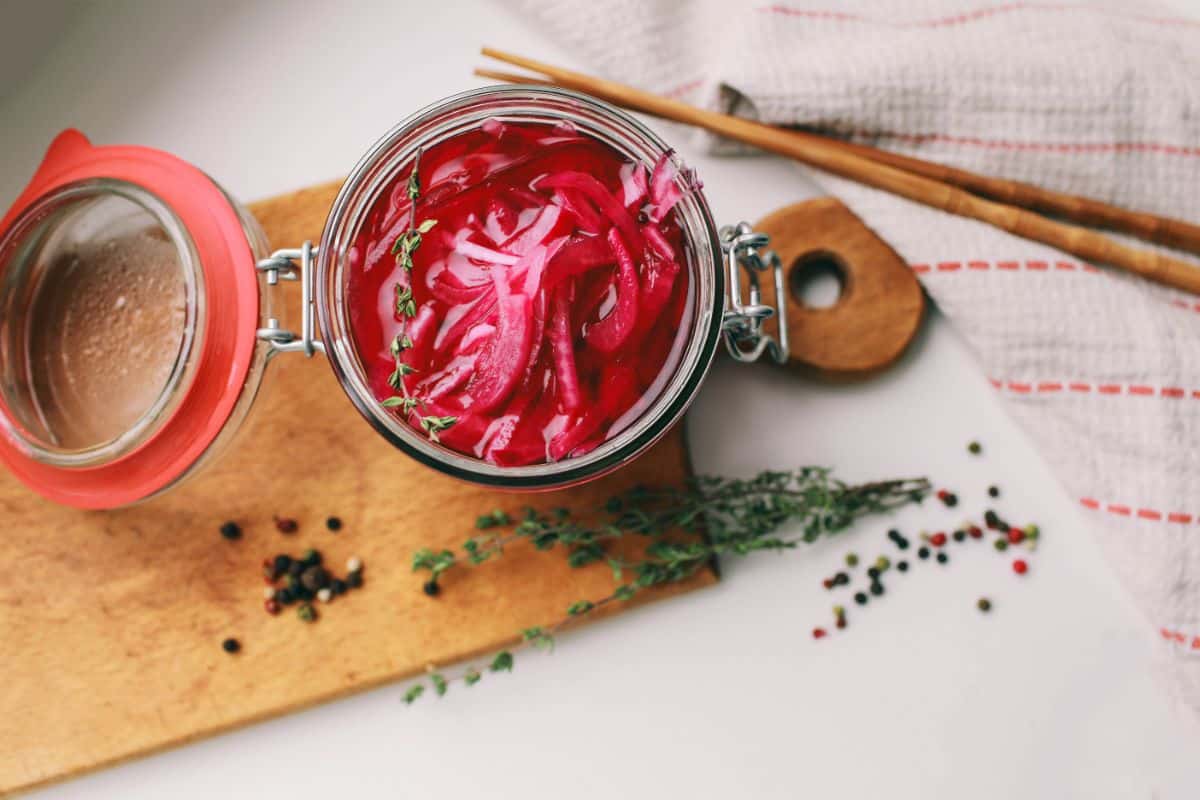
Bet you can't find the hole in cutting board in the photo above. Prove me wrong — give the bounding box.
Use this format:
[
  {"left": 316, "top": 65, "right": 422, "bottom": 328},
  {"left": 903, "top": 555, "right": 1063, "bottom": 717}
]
[{"left": 789, "top": 251, "right": 846, "bottom": 309}]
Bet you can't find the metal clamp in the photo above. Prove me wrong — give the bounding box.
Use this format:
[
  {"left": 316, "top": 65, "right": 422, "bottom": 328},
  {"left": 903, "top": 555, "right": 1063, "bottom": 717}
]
[
  {"left": 720, "top": 222, "right": 789, "bottom": 364},
  {"left": 255, "top": 241, "right": 325, "bottom": 357}
]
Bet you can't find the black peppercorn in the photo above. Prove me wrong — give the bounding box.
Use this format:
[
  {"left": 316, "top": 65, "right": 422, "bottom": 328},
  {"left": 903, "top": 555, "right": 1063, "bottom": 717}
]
[
  {"left": 273, "top": 554, "right": 292, "bottom": 574},
  {"left": 277, "top": 588, "right": 294, "bottom": 605},
  {"left": 301, "top": 566, "right": 330, "bottom": 592},
  {"left": 952, "top": 529, "right": 967, "bottom": 542},
  {"left": 222, "top": 638, "right": 240, "bottom": 653},
  {"left": 977, "top": 597, "right": 992, "bottom": 612},
  {"left": 423, "top": 580, "right": 441, "bottom": 597},
  {"left": 968, "top": 441, "right": 982, "bottom": 455},
  {"left": 936, "top": 552, "right": 949, "bottom": 564},
  {"left": 887, "top": 529, "right": 901, "bottom": 541},
  {"left": 833, "top": 571, "right": 850, "bottom": 586},
  {"left": 897, "top": 560, "right": 909, "bottom": 572},
  {"left": 326, "top": 516, "right": 343, "bottom": 532},
  {"left": 984, "top": 509, "right": 999, "bottom": 528},
  {"left": 346, "top": 570, "right": 363, "bottom": 589},
  {"left": 330, "top": 579, "right": 348, "bottom": 596},
  {"left": 292, "top": 585, "right": 313, "bottom": 602},
  {"left": 854, "top": 592, "right": 868, "bottom": 605},
  {"left": 867, "top": 566, "right": 880, "bottom": 580},
  {"left": 988, "top": 486, "right": 1000, "bottom": 498},
  {"left": 287, "top": 560, "right": 304, "bottom": 578},
  {"left": 918, "top": 546, "right": 931, "bottom": 560},
  {"left": 219, "top": 521, "right": 242, "bottom": 541},
  {"left": 301, "top": 548, "right": 321, "bottom": 567},
  {"left": 869, "top": 582, "right": 884, "bottom": 596},
  {"left": 896, "top": 538, "right": 909, "bottom": 550}
]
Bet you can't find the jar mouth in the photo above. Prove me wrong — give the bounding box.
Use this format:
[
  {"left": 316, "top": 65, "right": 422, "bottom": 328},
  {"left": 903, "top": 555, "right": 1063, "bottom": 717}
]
[
  {"left": 317, "top": 85, "right": 724, "bottom": 488},
  {"left": 0, "top": 178, "right": 203, "bottom": 468}
]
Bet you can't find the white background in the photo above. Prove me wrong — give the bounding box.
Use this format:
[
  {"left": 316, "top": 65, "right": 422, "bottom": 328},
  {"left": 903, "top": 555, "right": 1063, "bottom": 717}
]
[{"left": 2, "top": 1, "right": 1199, "bottom": 797}]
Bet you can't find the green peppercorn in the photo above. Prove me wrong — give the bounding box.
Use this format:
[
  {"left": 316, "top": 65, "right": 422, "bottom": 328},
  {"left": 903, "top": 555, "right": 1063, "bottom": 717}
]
[
  {"left": 297, "top": 603, "right": 317, "bottom": 622},
  {"left": 874, "top": 556, "right": 890, "bottom": 571},
  {"left": 994, "top": 538, "right": 1008, "bottom": 552},
  {"left": 968, "top": 441, "right": 982, "bottom": 455},
  {"left": 1025, "top": 524, "right": 1040, "bottom": 539},
  {"left": 845, "top": 553, "right": 859, "bottom": 567},
  {"left": 977, "top": 597, "right": 992, "bottom": 612}
]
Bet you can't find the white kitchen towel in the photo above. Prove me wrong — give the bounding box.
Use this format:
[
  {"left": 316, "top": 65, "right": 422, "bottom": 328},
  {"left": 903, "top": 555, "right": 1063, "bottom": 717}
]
[{"left": 507, "top": 0, "right": 1200, "bottom": 716}]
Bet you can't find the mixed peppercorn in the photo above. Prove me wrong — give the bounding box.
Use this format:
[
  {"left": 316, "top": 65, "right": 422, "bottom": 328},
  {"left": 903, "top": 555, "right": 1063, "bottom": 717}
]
[
  {"left": 813, "top": 441, "right": 1040, "bottom": 639},
  {"left": 217, "top": 514, "right": 363, "bottom": 653}
]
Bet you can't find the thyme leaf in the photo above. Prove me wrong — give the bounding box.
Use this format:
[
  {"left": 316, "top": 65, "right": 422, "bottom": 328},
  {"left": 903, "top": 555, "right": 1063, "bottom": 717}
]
[{"left": 403, "top": 468, "right": 929, "bottom": 701}]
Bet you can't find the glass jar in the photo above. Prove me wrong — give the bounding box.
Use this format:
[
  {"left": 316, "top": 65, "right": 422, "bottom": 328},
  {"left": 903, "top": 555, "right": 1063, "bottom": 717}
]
[{"left": 0, "top": 86, "right": 786, "bottom": 508}]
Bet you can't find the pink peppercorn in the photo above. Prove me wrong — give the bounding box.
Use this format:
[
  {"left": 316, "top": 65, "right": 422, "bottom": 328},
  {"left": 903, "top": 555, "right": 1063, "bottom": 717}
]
[
  {"left": 812, "top": 627, "right": 827, "bottom": 639},
  {"left": 930, "top": 532, "right": 948, "bottom": 547},
  {"left": 1012, "top": 559, "right": 1029, "bottom": 575},
  {"left": 264, "top": 599, "right": 281, "bottom": 615},
  {"left": 968, "top": 525, "right": 983, "bottom": 539},
  {"left": 1008, "top": 526, "right": 1025, "bottom": 544}
]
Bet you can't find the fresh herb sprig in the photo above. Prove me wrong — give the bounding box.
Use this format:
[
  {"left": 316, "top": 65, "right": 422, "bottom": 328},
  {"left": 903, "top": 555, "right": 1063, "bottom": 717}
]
[
  {"left": 383, "top": 150, "right": 455, "bottom": 442},
  {"left": 403, "top": 468, "right": 928, "bottom": 702}
]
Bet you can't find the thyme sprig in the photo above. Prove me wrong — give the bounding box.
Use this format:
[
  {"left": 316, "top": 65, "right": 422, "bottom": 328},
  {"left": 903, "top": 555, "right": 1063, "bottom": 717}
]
[
  {"left": 383, "top": 150, "right": 455, "bottom": 442},
  {"left": 404, "top": 468, "right": 929, "bottom": 702}
]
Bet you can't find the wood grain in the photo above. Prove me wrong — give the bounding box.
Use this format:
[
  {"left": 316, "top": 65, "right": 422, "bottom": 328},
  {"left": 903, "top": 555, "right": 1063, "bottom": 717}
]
[
  {"left": 744, "top": 198, "right": 925, "bottom": 377},
  {"left": 0, "top": 180, "right": 713, "bottom": 796}
]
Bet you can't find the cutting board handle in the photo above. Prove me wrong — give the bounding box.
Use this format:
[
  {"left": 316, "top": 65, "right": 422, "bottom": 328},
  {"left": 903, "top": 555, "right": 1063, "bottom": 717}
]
[{"left": 745, "top": 197, "right": 926, "bottom": 377}]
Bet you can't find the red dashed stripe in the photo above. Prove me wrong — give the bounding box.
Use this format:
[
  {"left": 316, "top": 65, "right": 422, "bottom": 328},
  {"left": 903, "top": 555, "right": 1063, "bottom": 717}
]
[
  {"left": 912, "top": 260, "right": 1200, "bottom": 317},
  {"left": 1080, "top": 497, "right": 1195, "bottom": 525},
  {"left": 992, "top": 379, "right": 1196, "bottom": 400},
  {"left": 863, "top": 129, "right": 1200, "bottom": 157},
  {"left": 910, "top": 259, "right": 1102, "bottom": 274},
  {"left": 662, "top": 78, "right": 703, "bottom": 99},
  {"left": 759, "top": 2, "right": 1200, "bottom": 31},
  {"left": 1159, "top": 627, "right": 1200, "bottom": 650}
]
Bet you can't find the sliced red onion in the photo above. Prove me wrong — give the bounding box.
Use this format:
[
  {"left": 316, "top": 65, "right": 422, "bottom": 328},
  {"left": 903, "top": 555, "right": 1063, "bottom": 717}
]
[
  {"left": 469, "top": 293, "right": 534, "bottom": 413},
  {"left": 584, "top": 228, "right": 639, "bottom": 354},
  {"left": 619, "top": 161, "right": 648, "bottom": 207},
  {"left": 550, "top": 285, "right": 582, "bottom": 411}
]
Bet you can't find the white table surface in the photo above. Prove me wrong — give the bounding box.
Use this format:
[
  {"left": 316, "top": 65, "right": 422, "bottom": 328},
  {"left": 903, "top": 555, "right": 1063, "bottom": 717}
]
[{"left": 3, "top": 1, "right": 1199, "bottom": 797}]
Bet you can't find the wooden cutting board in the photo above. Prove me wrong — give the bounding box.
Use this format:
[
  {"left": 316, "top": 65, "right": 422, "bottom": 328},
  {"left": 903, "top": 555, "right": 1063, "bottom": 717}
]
[{"left": 0, "top": 180, "right": 712, "bottom": 796}]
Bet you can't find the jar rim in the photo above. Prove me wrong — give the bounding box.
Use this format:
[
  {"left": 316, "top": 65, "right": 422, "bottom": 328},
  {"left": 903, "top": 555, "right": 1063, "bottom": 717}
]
[
  {"left": 316, "top": 85, "right": 724, "bottom": 488},
  {"left": 0, "top": 177, "right": 203, "bottom": 467}
]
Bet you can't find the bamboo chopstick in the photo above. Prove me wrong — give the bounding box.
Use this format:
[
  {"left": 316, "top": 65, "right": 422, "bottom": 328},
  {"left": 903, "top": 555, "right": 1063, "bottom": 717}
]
[{"left": 477, "top": 47, "right": 1200, "bottom": 295}]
